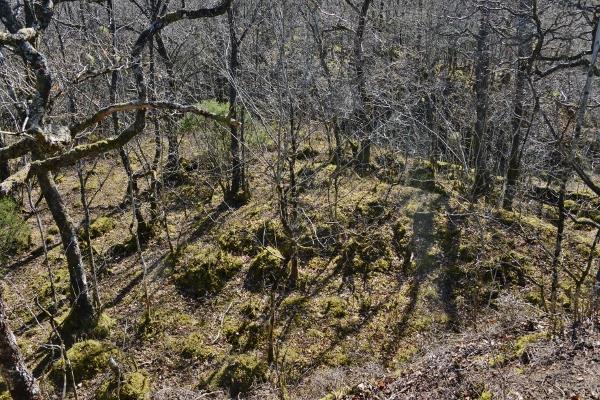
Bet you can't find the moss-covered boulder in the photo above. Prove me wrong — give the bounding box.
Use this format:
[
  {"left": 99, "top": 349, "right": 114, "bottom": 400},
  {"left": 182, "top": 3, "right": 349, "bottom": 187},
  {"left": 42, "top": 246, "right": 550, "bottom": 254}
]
[
  {"left": 256, "top": 220, "right": 292, "bottom": 253},
  {"left": 245, "top": 246, "right": 286, "bottom": 289},
  {"left": 52, "top": 340, "right": 121, "bottom": 383},
  {"left": 223, "top": 319, "right": 265, "bottom": 351},
  {"left": 91, "top": 312, "right": 117, "bottom": 339},
  {"left": 321, "top": 296, "right": 346, "bottom": 318},
  {"left": 96, "top": 371, "right": 151, "bottom": 400},
  {"left": 407, "top": 162, "right": 436, "bottom": 191},
  {"left": 89, "top": 216, "right": 116, "bottom": 239},
  {"left": 355, "top": 199, "right": 388, "bottom": 223},
  {"left": 335, "top": 229, "right": 396, "bottom": 276},
  {"left": 137, "top": 309, "right": 197, "bottom": 341},
  {"left": 175, "top": 246, "right": 243, "bottom": 297},
  {"left": 169, "top": 332, "right": 216, "bottom": 361},
  {"left": 218, "top": 225, "right": 258, "bottom": 255},
  {"left": 210, "top": 353, "right": 268, "bottom": 396},
  {"left": 219, "top": 220, "right": 292, "bottom": 257},
  {"left": 281, "top": 294, "right": 309, "bottom": 314}
]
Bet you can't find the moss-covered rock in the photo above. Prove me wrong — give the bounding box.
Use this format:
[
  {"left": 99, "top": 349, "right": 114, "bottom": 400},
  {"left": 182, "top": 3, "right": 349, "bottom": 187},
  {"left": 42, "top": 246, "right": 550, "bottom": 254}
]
[
  {"left": 89, "top": 216, "right": 116, "bottom": 239},
  {"left": 281, "top": 294, "right": 309, "bottom": 314},
  {"left": 209, "top": 353, "right": 268, "bottom": 396},
  {"left": 96, "top": 371, "right": 151, "bottom": 400},
  {"left": 495, "top": 209, "right": 554, "bottom": 236},
  {"left": 245, "top": 246, "right": 286, "bottom": 290},
  {"left": 91, "top": 312, "right": 117, "bottom": 339},
  {"left": 336, "top": 229, "right": 396, "bottom": 276},
  {"left": 52, "top": 340, "right": 121, "bottom": 383},
  {"left": 218, "top": 225, "right": 258, "bottom": 255},
  {"left": 55, "top": 310, "right": 116, "bottom": 343},
  {"left": 239, "top": 299, "right": 263, "bottom": 319},
  {"left": 219, "top": 220, "right": 292, "bottom": 257},
  {"left": 175, "top": 246, "right": 243, "bottom": 297},
  {"left": 169, "top": 332, "right": 216, "bottom": 361},
  {"left": 321, "top": 296, "right": 346, "bottom": 318},
  {"left": 573, "top": 217, "right": 596, "bottom": 231},
  {"left": 355, "top": 199, "right": 388, "bottom": 223},
  {"left": 137, "top": 309, "right": 197, "bottom": 341},
  {"left": 223, "top": 319, "right": 264, "bottom": 351},
  {"left": 407, "top": 162, "right": 436, "bottom": 191}
]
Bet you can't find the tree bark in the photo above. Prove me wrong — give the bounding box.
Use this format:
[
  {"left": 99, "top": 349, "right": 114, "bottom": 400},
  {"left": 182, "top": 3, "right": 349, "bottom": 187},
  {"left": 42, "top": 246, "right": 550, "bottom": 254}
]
[
  {"left": 0, "top": 133, "right": 9, "bottom": 182},
  {"left": 503, "top": 0, "right": 532, "bottom": 210},
  {"left": 36, "top": 169, "right": 94, "bottom": 324},
  {"left": 155, "top": 33, "right": 180, "bottom": 177},
  {"left": 550, "top": 174, "right": 566, "bottom": 326},
  {"left": 226, "top": 5, "right": 246, "bottom": 203},
  {"left": 471, "top": 1, "right": 491, "bottom": 200},
  {"left": 353, "top": 0, "right": 373, "bottom": 169},
  {"left": 0, "top": 289, "right": 44, "bottom": 400}
]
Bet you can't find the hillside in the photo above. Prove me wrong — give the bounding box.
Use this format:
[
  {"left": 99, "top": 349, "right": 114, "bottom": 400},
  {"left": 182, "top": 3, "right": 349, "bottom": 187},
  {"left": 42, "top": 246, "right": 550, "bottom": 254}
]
[
  {"left": 2, "top": 1, "right": 600, "bottom": 399},
  {"left": 2, "top": 139, "right": 599, "bottom": 399}
]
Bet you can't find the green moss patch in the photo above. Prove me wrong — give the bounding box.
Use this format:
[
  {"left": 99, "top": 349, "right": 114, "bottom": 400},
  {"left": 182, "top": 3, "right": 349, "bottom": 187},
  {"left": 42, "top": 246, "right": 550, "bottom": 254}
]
[
  {"left": 223, "top": 319, "right": 265, "bottom": 352},
  {"left": 208, "top": 353, "right": 268, "bottom": 396},
  {"left": 245, "top": 246, "right": 286, "bottom": 290},
  {"left": 137, "top": 309, "right": 197, "bottom": 341},
  {"left": 320, "top": 296, "right": 347, "bottom": 318},
  {"left": 96, "top": 371, "right": 151, "bottom": 400},
  {"left": 219, "top": 220, "right": 292, "bottom": 256},
  {"left": 175, "top": 246, "right": 243, "bottom": 297},
  {"left": 52, "top": 340, "right": 122, "bottom": 383},
  {"left": 0, "top": 198, "right": 31, "bottom": 263},
  {"left": 335, "top": 229, "right": 396, "bottom": 276},
  {"left": 89, "top": 216, "right": 116, "bottom": 239},
  {"left": 168, "top": 332, "right": 216, "bottom": 361}
]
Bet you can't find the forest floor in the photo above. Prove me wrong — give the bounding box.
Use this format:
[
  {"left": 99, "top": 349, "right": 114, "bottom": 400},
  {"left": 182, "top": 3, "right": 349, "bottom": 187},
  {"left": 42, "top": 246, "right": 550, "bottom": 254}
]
[{"left": 2, "top": 135, "right": 600, "bottom": 399}]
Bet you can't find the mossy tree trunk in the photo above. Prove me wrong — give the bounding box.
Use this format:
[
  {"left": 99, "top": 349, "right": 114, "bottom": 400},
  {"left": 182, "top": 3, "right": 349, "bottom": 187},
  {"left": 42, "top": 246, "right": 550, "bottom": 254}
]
[{"left": 0, "top": 288, "right": 44, "bottom": 400}]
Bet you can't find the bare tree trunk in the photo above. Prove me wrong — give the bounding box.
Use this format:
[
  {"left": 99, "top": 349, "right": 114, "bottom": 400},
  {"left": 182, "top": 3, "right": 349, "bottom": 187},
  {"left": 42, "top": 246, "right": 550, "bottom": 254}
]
[
  {"left": 574, "top": 18, "right": 600, "bottom": 141},
  {"left": 155, "top": 33, "right": 180, "bottom": 177},
  {"left": 226, "top": 5, "right": 246, "bottom": 204},
  {"left": 353, "top": 0, "right": 373, "bottom": 169},
  {"left": 0, "top": 133, "right": 9, "bottom": 182},
  {"left": 36, "top": 170, "right": 94, "bottom": 324},
  {"left": 0, "top": 289, "right": 44, "bottom": 400},
  {"left": 551, "top": 175, "right": 566, "bottom": 328},
  {"left": 471, "top": 1, "right": 491, "bottom": 200},
  {"left": 503, "top": 0, "right": 532, "bottom": 210},
  {"left": 107, "top": 0, "right": 146, "bottom": 229},
  {"left": 77, "top": 163, "right": 101, "bottom": 309}
]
